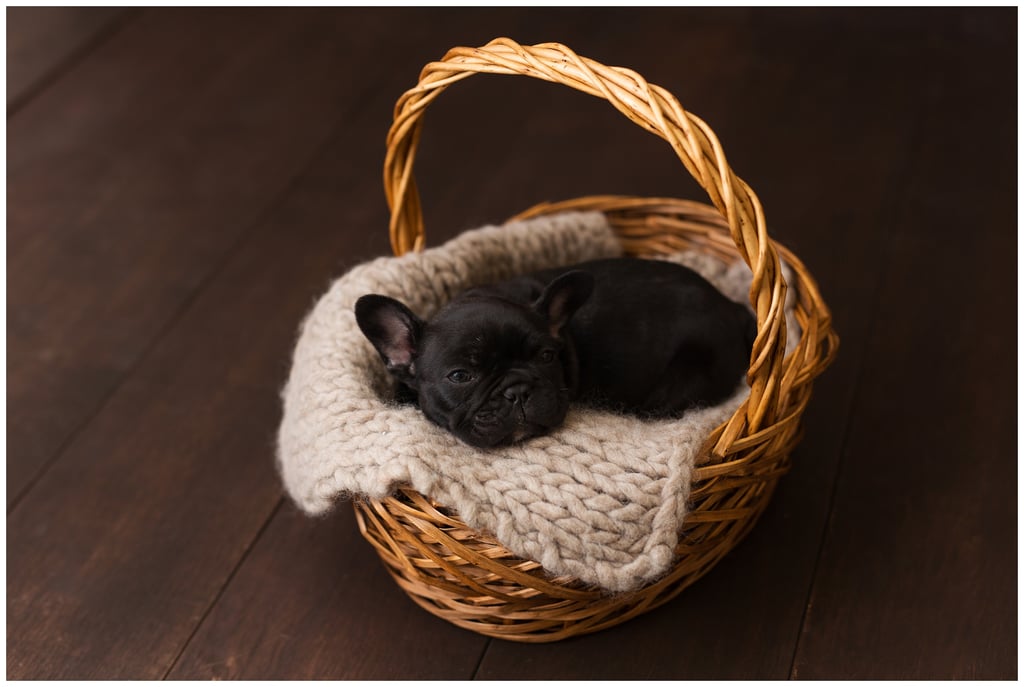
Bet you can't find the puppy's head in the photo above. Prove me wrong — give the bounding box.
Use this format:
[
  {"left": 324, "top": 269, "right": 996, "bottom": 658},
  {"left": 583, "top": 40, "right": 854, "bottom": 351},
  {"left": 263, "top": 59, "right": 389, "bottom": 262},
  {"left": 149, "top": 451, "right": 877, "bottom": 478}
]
[{"left": 355, "top": 271, "right": 593, "bottom": 448}]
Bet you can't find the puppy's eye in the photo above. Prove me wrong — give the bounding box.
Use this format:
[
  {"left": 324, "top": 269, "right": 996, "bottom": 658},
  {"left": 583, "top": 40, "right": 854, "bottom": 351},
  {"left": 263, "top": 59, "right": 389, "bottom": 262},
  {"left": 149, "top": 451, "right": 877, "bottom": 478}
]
[
  {"left": 447, "top": 369, "right": 473, "bottom": 384},
  {"left": 538, "top": 349, "right": 557, "bottom": 363}
]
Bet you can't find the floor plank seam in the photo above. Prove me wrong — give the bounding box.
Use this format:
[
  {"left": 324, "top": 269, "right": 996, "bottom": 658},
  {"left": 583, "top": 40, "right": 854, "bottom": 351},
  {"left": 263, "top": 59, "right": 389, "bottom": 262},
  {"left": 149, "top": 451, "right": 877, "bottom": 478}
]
[
  {"left": 7, "top": 8, "right": 143, "bottom": 118},
  {"left": 8, "top": 12, "right": 417, "bottom": 513},
  {"left": 162, "top": 497, "right": 285, "bottom": 679},
  {"left": 6, "top": 103, "right": 366, "bottom": 514},
  {"left": 6, "top": 206, "right": 263, "bottom": 514},
  {"left": 785, "top": 95, "right": 937, "bottom": 681},
  {"left": 7, "top": 315, "right": 170, "bottom": 513},
  {"left": 786, "top": 260, "right": 895, "bottom": 679},
  {"left": 469, "top": 638, "right": 492, "bottom": 680}
]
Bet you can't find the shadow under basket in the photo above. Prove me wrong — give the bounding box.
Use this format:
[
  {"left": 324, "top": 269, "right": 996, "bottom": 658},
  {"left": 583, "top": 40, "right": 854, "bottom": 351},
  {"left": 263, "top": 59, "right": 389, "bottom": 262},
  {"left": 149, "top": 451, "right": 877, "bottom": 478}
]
[{"left": 351, "top": 39, "right": 838, "bottom": 643}]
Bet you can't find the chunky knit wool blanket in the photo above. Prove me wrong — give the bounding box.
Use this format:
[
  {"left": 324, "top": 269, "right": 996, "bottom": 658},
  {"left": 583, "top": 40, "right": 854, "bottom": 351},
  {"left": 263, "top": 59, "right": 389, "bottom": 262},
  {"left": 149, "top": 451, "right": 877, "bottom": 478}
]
[{"left": 277, "top": 211, "right": 796, "bottom": 592}]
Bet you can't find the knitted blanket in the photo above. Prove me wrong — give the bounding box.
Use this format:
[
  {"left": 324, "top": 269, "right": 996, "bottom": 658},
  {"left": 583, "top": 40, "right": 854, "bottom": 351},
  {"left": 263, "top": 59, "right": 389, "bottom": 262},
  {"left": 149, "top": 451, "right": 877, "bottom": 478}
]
[{"left": 277, "top": 211, "right": 796, "bottom": 592}]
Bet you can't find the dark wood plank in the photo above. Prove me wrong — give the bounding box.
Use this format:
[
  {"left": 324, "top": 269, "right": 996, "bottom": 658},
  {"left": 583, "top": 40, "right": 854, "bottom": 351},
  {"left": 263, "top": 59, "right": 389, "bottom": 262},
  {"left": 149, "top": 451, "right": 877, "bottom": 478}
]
[
  {"left": 170, "top": 505, "right": 491, "bottom": 680},
  {"left": 6, "top": 8, "right": 404, "bottom": 507},
  {"left": 6, "top": 6, "right": 130, "bottom": 112},
  {"left": 5, "top": 7, "right": 498, "bottom": 680},
  {"left": 791, "top": 9, "right": 1017, "bottom": 680}
]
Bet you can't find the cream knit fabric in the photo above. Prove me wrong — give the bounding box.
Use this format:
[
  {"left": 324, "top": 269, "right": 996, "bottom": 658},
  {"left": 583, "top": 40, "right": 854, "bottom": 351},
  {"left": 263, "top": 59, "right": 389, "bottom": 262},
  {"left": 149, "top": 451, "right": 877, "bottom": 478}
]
[{"left": 277, "top": 211, "right": 796, "bottom": 592}]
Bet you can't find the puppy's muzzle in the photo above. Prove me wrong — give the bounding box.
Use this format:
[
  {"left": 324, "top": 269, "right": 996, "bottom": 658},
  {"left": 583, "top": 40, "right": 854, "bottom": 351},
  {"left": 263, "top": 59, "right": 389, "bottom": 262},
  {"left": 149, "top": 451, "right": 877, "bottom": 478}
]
[
  {"left": 465, "top": 375, "right": 566, "bottom": 447},
  {"left": 492, "top": 376, "right": 565, "bottom": 428}
]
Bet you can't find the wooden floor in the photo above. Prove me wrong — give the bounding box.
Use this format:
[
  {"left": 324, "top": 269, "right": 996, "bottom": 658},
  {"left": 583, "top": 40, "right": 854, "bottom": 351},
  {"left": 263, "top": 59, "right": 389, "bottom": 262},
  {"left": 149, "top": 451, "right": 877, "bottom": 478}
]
[{"left": 6, "top": 7, "right": 1016, "bottom": 680}]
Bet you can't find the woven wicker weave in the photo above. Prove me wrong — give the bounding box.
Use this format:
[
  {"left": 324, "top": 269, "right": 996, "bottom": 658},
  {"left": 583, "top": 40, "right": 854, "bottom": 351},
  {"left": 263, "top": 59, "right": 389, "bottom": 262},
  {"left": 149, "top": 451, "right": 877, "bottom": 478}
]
[{"left": 352, "top": 38, "right": 838, "bottom": 642}]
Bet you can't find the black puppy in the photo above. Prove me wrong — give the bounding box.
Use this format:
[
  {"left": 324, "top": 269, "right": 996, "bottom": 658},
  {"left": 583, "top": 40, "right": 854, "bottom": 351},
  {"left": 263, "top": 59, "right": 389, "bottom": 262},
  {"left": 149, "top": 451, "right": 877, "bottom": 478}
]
[{"left": 355, "top": 258, "right": 755, "bottom": 448}]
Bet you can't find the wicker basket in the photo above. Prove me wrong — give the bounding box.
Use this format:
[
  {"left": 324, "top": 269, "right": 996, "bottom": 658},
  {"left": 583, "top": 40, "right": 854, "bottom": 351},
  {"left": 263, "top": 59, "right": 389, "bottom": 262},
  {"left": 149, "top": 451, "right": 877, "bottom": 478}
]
[{"left": 352, "top": 38, "right": 838, "bottom": 642}]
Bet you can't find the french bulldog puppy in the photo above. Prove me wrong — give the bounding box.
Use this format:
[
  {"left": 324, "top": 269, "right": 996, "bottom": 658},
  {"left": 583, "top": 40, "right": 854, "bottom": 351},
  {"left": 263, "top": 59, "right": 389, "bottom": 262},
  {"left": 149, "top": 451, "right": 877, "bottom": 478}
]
[{"left": 355, "top": 257, "right": 756, "bottom": 448}]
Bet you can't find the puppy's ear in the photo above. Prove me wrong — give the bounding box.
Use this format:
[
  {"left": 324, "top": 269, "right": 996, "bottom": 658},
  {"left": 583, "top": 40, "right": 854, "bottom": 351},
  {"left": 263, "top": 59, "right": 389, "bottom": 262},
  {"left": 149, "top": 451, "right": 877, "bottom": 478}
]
[
  {"left": 354, "top": 295, "right": 423, "bottom": 381},
  {"left": 533, "top": 270, "right": 594, "bottom": 336}
]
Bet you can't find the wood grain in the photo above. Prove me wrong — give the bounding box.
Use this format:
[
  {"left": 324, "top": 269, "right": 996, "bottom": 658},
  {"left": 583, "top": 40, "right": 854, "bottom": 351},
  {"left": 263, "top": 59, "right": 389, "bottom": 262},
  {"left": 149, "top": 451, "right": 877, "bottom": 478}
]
[
  {"left": 791, "top": 9, "right": 1017, "bottom": 679},
  {"left": 6, "top": 8, "right": 393, "bottom": 507},
  {"left": 6, "top": 6, "right": 130, "bottom": 112},
  {"left": 5, "top": 6, "right": 479, "bottom": 679},
  {"left": 169, "top": 505, "right": 490, "bottom": 680}
]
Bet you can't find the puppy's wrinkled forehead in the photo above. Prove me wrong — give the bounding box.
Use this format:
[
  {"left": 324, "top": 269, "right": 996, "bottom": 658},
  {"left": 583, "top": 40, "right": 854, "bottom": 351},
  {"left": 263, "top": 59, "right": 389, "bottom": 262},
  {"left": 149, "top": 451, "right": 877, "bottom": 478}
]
[{"left": 421, "top": 298, "right": 548, "bottom": 368}]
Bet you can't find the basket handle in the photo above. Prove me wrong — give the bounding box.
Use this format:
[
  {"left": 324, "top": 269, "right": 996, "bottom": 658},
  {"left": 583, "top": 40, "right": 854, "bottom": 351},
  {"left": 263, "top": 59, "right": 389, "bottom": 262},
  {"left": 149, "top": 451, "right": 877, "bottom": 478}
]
[{"left": 384, "top": 38, "right": 788, "bottom": 432}]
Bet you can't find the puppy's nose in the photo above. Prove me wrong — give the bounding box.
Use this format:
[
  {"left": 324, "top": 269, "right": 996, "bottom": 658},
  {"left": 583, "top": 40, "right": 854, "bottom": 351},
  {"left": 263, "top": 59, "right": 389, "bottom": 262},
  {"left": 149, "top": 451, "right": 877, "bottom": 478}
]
[{"left": 502, "top": 383, "right": 531, "bottom": 403}]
